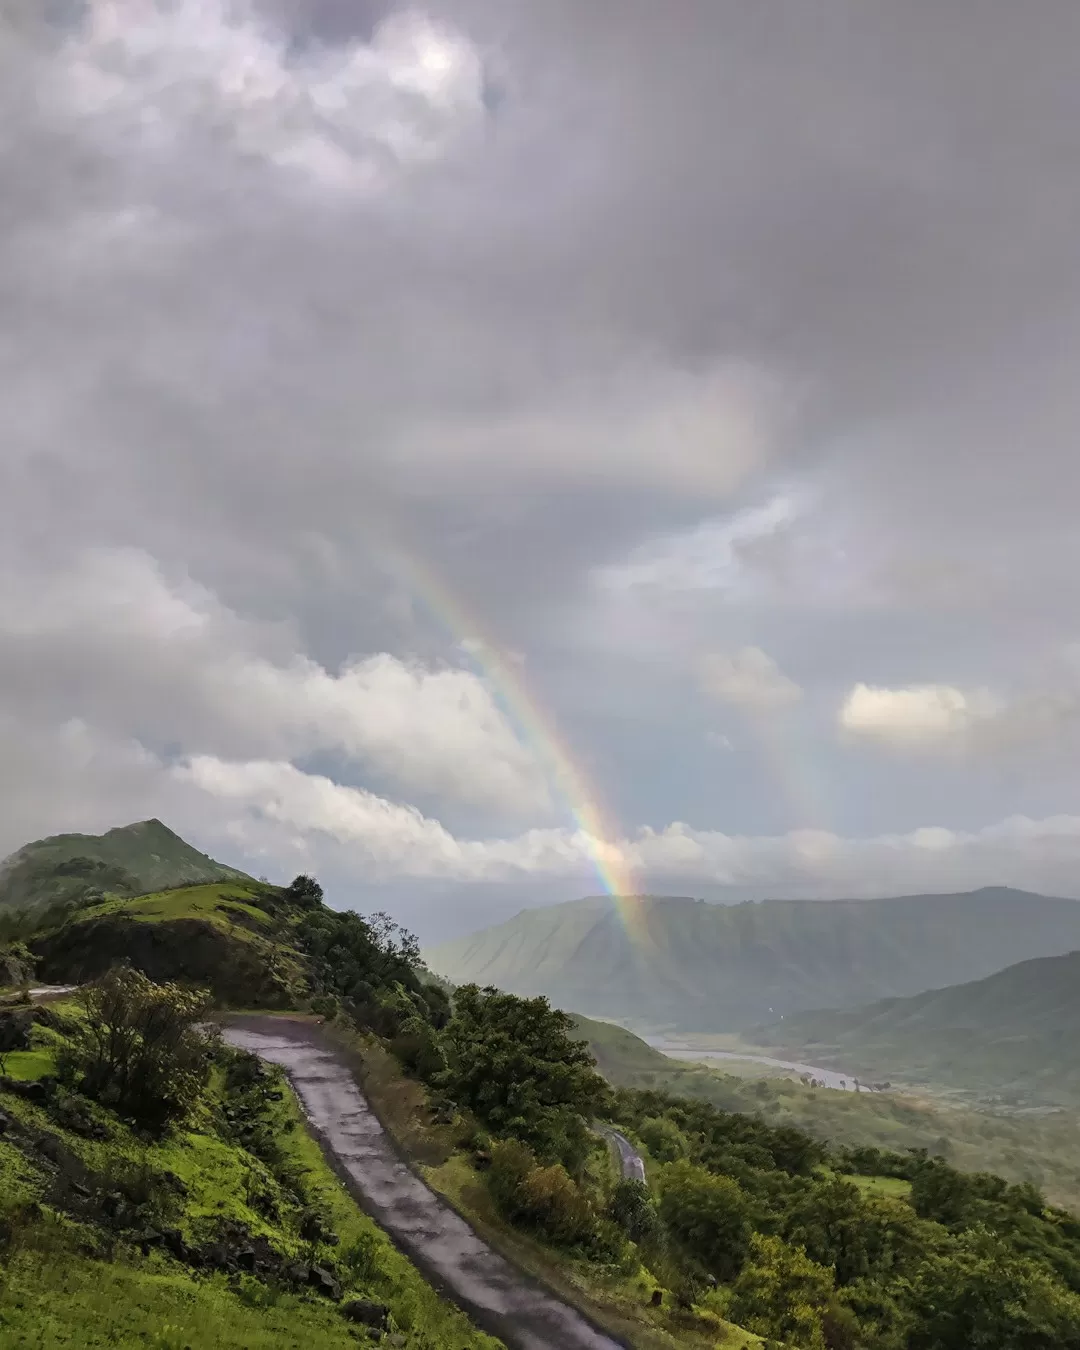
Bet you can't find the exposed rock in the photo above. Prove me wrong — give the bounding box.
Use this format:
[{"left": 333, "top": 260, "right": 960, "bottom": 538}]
[
  {"left": 308, "top": 1264, "right": 342, "bottom": 1299},
  {"left": 341, "top": 1299, "right": 390, "bottom": 1329}
]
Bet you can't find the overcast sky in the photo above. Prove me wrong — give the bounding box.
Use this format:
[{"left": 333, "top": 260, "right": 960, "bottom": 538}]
[{"left": 4, "top": 1, "right": 1080, "bottom": 937}]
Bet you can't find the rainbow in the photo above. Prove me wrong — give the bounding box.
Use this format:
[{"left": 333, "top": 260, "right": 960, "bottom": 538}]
[{"left": 378, "top": 543, "right": 649, "bottom": 933}]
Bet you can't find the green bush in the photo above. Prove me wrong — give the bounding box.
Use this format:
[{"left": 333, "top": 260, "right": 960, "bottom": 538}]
[
  {"left": 439, "top": 985, "right": 609, "bottom": 1172},
  {"left": 638, "top": 1115, "right": 689, "bottom": 1163},
  {"left": 62, "top": 966, "right": 214, "bottom": 1132},
  {"left": 609, "top": 1178, "right": 659, "bottom": 1244},
  {"left": 487, "top": 1138, "right": 601, "bottom": 1250},
  {"left": 657, "top": 1159, "right": 752, "bottom": 1281},
  {"left": 727, "top": 1233, "right": 835, "bottom": 1350}
]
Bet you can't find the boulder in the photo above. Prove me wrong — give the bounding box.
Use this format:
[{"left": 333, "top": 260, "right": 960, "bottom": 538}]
[
  {"left": 308, "top": 1264, "right": 342, "bottom": 1299},
  {"left": 341, "top": 1299, "right": 390, "bottom": 1329}
]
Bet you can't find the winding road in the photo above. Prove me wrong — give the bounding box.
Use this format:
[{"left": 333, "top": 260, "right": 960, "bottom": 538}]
[
  {"left": 597, "top": 1126, "right": 647, "bottom": 1184},
  {"left": 223, "top": 1018, "right": 627, "bottom": 1350}
]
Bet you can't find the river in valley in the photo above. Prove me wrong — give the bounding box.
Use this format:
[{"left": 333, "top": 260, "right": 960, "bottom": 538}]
[{"left": 646, "top": 1040, "right": 879, "bottom": 1092}]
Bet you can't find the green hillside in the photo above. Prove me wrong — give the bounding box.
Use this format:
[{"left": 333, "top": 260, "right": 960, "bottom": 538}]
[
  {"left": 569, "top": 1014, "right": 1080, "bottom": 1211},
  {"left": 426, "top": 888, "right": 1080, "bottom": 1032},
  {"left": 5, "top": 817, "right": 1080, "bottom": 1348},
  {"left": 28, "top": 880, "right": 309, "bottom": 1007},
  {"left": 0, "top": 818, "right": 249, "bottom": 916},
  {"left": 757, "top": 948, "right": 1080, "bottom": 1106},
  {"left": 0, "top": 999, "right": 496, "bottom": 1349}
]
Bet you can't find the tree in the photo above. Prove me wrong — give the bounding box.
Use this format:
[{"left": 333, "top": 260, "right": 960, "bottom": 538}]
[
  {"left": 285, "top": 874, "right": 324, "bottom": 908},
  {"left": 609, "top": 1177, "right": 659, "bottom": 1244},
  {"left": 64, "top": 966, "right": 214, "bottom": 1132},
  {"left": 727, "top": 1232, "right": 836, "bottom": 1350},
  {"left": 906, "top": 1227, "right": 1080, "bottom": 1350},
  {"left": 439, "top": 985, "right": 610, "bottom": 1171},
  {"left": 657, "top": 1159, "right": 751, "bottom": 1281},
  {"left": 638, "top": 1115, "right": 690, "bottom": 1162}
]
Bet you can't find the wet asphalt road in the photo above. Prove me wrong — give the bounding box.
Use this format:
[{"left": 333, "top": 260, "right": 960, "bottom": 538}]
[
  {"left": 223, "top": 1018, "right": 626, "bottom": 1350},
  {"left": 598, "top": 1127, "right": 646, "bottom": 1184}
]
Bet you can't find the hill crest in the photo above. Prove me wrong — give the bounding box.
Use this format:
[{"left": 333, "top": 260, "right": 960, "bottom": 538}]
[
  {"left": 425, "top": 886, "right": 1080, "bottom": 1032},
  {"left": 0, "top": 818, "right": 250, "bottom": 914}
]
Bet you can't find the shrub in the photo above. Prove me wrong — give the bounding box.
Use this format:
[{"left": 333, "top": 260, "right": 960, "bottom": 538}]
[
  {"left": 727, "top": 1233, "right": 835, "bottom": 1350},
  {"left": 638, "top": 1115, "right": 690, "bottom": 1163},
  {"left": 487, "top": 1138, "right": 600, "bottom": 1249},
  {"left": 64, "top": 966, "right": 214, "bottom": 1132},
  {"left": 439, "top": 985, "right": 609, "bottom": 1172},
  {"left": 609, "top": 1178, "right": 659, "bottom": 1244},
  {"left": 658, "top": 1159, "right": 752, "bottom": 1281}
]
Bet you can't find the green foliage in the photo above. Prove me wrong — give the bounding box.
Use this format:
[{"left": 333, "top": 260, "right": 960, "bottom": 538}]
[
  {"left": 637, "top": 1114, "right": 689, "bottom": 1162},
  {"left": 608, "top": 1177, "right": 659, "bottom": 1244},
  {"left": 906, "top": 1227, "right": 1080, "bottom": 1349},
  {"left": 727, "top": 1233, "right": 835, "bottom": 1349},
  {"left": 62, "top": 967, "right": 215, "bottom": 1132},
  {"left": 439, "top": 984, "right": 609, "bottom": 1171},
  {"left": 0, "top": 1022, "right": 497, "bottom": 1349},
  {"left": 486, "top": 1138, "right": 613, "bottom": 1253},
  {"left": 0, "top": 818, "right": 248, "bottom": 919},
  {"left": 284, "top": 874, "right": 324, "bottom": 909},
  {"left": 657, "top": 1159, "right": 752, "bottom": 1280},
  {"left": 575, "top": 1014, "right": 1080, "bottom": 1213},
  {"left": 294, "top": 906, "right": 441, "bottom": 1039},
  {"left": 0, "top": 939, "right": 34, "bottom": 987}
]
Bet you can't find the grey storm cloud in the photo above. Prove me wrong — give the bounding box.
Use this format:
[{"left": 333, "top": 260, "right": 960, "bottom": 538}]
[{"left": 3, "top": 0, "right": 1080, "bottom": 926}]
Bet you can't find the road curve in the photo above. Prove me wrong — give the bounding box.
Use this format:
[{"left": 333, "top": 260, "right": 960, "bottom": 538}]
[
  {"left": 597, "top": 1126, "right": 646, "bottom": 1184},
  {"left": 223, "top": 1018, "right": 625, "bottom": 1350}
]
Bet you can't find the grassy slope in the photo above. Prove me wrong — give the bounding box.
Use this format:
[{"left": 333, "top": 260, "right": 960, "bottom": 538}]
[
  {"left": 756, "top": 948, "right": 1080, "bottom": 1106},
  {"left": 329, "top": 1027, "right": 761, "bottom": 1350},
  {"left": 571, "top": 1014, "right": 1080, "bottom": 1211},
  {"left": 0, "top": 819, "right": 248, "bottom": 915},
  {"left": 425, "top": 888, "right": 1080, "bottom": 1032},
  {"left": 0, "top": 1011, "right": 498, "bottom": 1350},
  {"left": 29, "top": 883, "right": 308, "bottom": 1007}
]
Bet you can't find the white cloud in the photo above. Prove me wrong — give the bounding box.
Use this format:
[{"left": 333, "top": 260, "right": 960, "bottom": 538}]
[
  {"left": 6, "top": 717, "right": 1080, "bottom": 899},
  {"left": 700, "top": 646, "right": 802, "bottom": 711},
  {"left": 167, "top": 751, "right": 1080, "bottom": 897},
  {"left": 839, "top": 682, "right": 1000, "bottom": 750},
  {"left": 0, "top": 548, "right": 549, "bottom": 815},
  {"left": 596, "top": 492, "right": 801, "bottom": 594},
  {"left": 48, "top": 1, "right": 486, "bottom": 195}
]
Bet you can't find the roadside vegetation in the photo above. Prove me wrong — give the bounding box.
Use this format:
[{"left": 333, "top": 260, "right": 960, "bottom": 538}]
[
  {"left": 6, "top": 844, "right": 1080, "bottom": 1349},
  {"left": 0, "top": 970, "right": 498, "bottom": 1348}
]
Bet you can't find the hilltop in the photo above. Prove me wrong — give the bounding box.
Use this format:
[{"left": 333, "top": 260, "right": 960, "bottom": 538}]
[
  {"left": 756, "top": 947, "right": 1080, "bottom": 1106},
  {"left": 426, "top": 888, "right": 1080, "bottom": 1031},
  {"left": 0, "top": 818, "right": 249, "bottom": 916}
]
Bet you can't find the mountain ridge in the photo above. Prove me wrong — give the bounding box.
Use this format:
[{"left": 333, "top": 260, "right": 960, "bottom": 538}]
[
  {"left": 758, "top": 945, "right": 1080, "bottom": 1105},
  {"left": 426, "top": 886, "right": 1080, "bottom": 1031}
]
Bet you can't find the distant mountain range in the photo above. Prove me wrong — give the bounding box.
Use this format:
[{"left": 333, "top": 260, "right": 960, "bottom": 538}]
[
  {"left": 758, "top": 946, "right": 1080, "bottom": 1105},
  {"left": 0, "top": 819, "right": 248, "bottom": 914},
  {"left": 424, "top": 888, "right": 1080, "bottom": 1032}
]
